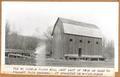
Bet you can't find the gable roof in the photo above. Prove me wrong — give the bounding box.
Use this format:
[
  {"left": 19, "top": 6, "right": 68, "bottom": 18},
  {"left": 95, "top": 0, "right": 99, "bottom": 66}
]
[{"left": 52, "top": 17, "right": 102, "bottom": 38}]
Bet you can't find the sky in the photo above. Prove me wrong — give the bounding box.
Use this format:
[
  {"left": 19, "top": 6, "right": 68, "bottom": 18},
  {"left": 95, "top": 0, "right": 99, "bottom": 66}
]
[{"left": 2, "top": 2, "right": 118, "bottom": 41}]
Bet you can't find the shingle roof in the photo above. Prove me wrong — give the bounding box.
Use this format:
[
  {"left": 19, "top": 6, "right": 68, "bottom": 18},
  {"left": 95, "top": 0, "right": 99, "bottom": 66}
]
[{"left": 52, "top": 17, "right": 102, "bottom": 38}]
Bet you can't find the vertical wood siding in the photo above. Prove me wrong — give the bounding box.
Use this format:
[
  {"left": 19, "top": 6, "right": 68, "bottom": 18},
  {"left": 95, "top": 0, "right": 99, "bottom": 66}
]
[
  {"left": 52, "top": 19, "right": 64, "bottom": 59},
  {"left": 63, "top": 34, "right": 102, "bottom": 56}
]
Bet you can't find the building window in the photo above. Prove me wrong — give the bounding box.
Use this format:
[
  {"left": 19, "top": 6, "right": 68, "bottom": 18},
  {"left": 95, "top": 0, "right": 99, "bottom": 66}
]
[
  {"left": 96, "top": 42, "right": 98, "bottom": 44},
  {"left": 88, "top": 41, "right": 90, "bottom": 43},
  {"left": 69, "top": 38, "right": 73, "bottom": 42},
  {"left": 80, "top": 40, "right": 82, "bottom": 43}
]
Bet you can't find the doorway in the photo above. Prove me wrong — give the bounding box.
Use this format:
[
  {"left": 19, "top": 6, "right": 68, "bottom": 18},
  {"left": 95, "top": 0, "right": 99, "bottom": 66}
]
[{"left": 78, "top": 48, "right": 82, "bottom": 56}]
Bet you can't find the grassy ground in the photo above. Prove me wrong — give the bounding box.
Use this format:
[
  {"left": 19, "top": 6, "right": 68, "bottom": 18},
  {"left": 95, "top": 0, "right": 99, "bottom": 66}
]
[
  {"left": 43, "top": 58, "right": 114, "bottom": 68},
  {"left": 5, "top": 57, "right": 114, "bottom": 68},
  {"left": 5, "top": 57, "right": 36, "bottom": 65}
]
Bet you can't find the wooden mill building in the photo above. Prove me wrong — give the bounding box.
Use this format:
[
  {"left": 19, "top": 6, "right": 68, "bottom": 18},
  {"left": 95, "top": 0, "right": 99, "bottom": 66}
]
[{"left": 51, "top": 17, "right": 104, "bottom": 61}]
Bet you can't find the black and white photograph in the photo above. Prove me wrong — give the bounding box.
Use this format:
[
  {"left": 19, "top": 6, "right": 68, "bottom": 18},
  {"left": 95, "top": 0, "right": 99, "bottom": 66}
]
[{"left": 2, "top": 2, "right": 118, "bottom": 70}]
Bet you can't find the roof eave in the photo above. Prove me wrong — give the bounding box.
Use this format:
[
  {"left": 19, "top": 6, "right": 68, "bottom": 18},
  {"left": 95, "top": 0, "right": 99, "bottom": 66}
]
[{"left": 51, "top": 17, "right": 60, "bottom": 36}]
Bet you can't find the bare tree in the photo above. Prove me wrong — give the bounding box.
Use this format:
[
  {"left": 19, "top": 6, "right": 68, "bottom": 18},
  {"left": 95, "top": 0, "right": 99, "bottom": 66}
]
[
  {"left": 5, "top": 21, "right": 10, "bottom": 48},
  {"left": 102, "top": 37, "right": 114, "bottom": 60},
  {"left": 43, "top": 26, "right": 53, "bottom": 57}
]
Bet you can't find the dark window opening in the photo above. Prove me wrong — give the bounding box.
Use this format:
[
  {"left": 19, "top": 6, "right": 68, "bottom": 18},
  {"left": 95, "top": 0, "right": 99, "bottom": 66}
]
[
  {"left": 69, "top": 39, "right": 73, "bottom": 42},
  {"left": 80, "top": 40, "right": 82, "bottom": 43},
  {"left": 88, "top": 41, "right": 90, "bottom": 43},
  {"left": 78, "top": 48, "right": 82, "bottom": 56},
  {"left": 96, "top": 42, "right": 98, "bottom": 44},
  {"left": 50, "top": 51, "right": 52, "bottom": 55}
]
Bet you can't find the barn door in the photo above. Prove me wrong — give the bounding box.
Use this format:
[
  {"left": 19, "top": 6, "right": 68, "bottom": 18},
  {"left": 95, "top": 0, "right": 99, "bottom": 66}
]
[{"left": 78, "top": 48, "right": 82, "bottom": 56}]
